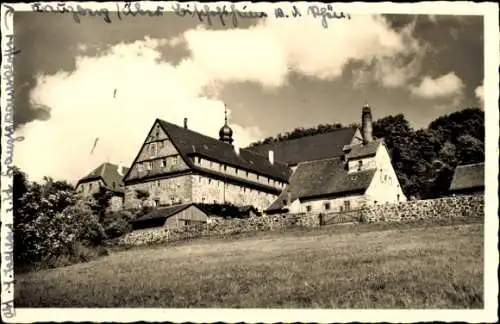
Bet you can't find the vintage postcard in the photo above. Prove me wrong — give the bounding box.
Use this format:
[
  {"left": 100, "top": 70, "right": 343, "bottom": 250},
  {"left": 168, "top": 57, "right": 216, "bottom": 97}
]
[{"left": 1, "top": 1, "right": 498, "bottom": 323}]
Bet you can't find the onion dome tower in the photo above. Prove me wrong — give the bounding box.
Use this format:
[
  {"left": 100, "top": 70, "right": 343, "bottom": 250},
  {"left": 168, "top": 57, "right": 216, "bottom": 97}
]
[{"left": 219, "top": 104, "right": 234, "bottom": 145}]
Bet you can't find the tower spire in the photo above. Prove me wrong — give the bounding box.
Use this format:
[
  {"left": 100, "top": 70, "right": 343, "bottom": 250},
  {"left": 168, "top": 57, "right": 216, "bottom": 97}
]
[{"left": 219, "top": 103, "right": 234, "bottom": 144}]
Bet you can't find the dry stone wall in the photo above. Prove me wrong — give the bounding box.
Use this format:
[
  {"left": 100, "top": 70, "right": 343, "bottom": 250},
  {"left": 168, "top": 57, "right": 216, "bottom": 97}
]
[
  {"left": 359, "top": 194, "right": 484, "bottom": 223},
  {"left": 117, "top": 194, "right": 484, "bottom": 247},
  {"left": 118, "top": 213, "right": 320, "bottom": 247}
]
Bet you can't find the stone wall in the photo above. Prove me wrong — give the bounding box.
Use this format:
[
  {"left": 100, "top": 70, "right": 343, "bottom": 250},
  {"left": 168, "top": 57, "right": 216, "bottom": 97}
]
[
  {"left": 192, "top": 174, "right": 278, "bottom": 211},
  {"left": 118, "top": 213, "right": 320, "bottom": 247},
  {"left": 124, "top": 175, "right": 193, "bottom": 209},
  {"left": 359, "top": 194, "right": 484, "bottom": 223},
  {"left": 117, "top": 194, "right": 483, "bottom": 247}
]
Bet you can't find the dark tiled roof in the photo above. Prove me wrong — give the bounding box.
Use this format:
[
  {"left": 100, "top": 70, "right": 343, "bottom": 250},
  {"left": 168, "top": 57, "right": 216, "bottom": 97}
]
[
  {"left": 267, "top": 157, "right": 375, "bottom": 211},
  {"left": 132, "top": 203, "right": 195, "bottom": 223},
  {"left": 77, "top": 162, "right": 129, "bottom": 193},
  {"left": 158, "top": 119, "right": 292, "bottom": 182},
  {"left": 449, "top": 162, "right": 485, "bottom": 192},
  {"left": 245, "top": 127, "right": 358, "bottom": 165},
  {"left": 343, "top": 139, "right": 382, "bottom": 160}
]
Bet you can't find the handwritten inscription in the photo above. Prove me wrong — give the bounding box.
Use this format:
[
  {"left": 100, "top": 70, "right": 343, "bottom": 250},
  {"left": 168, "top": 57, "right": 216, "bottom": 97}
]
[
  {"left": 28, "top": 2, "right": 267, "bottom": 27},
  {"left": 172, "top": 3, "right": 267, "bottom": 28},
  {"left": 2, "top": 28, "right": 18, "bottom": 319},
  {"left": 275, "top": 5, "right": 351, "bottom": 28},
  {"left": 31, "top": 2, "right": 164, "bottom": 24}
]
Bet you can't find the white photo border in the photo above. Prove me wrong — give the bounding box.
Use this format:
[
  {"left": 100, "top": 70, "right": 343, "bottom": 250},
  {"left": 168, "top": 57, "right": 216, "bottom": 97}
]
[{"left": 1, "top": 2, "right": 498, "bottom": 323}]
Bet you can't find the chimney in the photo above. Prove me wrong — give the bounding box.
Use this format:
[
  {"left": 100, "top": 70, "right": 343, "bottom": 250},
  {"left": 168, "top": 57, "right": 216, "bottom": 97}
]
[
  {"left": 268, "top": 150, "right": 274, "bottom": 165},
  {"left": 361, "top": 104, "right": 373, "bottom": 144},
  {"left": 183, "top": 118, "right": 188, "bottom": 129}
]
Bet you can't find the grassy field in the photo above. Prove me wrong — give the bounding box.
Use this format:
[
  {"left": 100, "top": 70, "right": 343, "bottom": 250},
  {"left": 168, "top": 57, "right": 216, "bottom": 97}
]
[{"left": 16, "top": 220, "right": 483, "bottom": 308}]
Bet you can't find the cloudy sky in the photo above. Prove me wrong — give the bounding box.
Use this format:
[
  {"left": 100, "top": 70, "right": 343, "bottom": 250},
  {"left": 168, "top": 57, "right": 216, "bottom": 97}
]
[{"left": 13, "top": 10, "right": 484, "bottom": 183}]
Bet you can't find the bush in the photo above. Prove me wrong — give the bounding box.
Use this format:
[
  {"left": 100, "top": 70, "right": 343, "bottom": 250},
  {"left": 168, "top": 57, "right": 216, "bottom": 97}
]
[
  {"left": 13, "top": 169, "right": 108, "bottom": 269},
  {"left": 102, "top": 210, "right": 135, "bottom": 239}
]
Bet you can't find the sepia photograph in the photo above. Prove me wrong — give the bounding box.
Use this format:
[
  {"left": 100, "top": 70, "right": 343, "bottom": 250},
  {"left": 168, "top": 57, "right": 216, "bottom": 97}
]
[{"left": 1, "top": 1, "right": 498, "bottom": 323}]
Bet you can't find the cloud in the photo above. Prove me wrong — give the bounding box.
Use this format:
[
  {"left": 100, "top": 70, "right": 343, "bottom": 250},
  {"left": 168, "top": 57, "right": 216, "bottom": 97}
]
[
  {"left": 474, "top": 84, "right": 484, "bottom": 106},
  {"left": 15, "top": 14, "right": 422, "bottom": 183},
  {"left": 410, "top": 72, "right": 464, "bottom": 99}
]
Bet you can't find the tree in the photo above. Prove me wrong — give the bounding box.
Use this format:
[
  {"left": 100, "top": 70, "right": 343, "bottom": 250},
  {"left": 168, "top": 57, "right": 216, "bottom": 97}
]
[
  {"left": 90, "top": 186, "right": 114, "bottom": 223},
  {"left": 13, "top": 169, "right": 107, "bottom": 267}
]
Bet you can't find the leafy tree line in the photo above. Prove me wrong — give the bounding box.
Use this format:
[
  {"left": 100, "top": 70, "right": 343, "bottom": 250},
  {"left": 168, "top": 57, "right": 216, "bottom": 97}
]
[
  {"left": 248, "top": 107, "right": 484, "bottom": 199},
  {"left": 12, "top": 168, "right": 135, "bottom": 271}
]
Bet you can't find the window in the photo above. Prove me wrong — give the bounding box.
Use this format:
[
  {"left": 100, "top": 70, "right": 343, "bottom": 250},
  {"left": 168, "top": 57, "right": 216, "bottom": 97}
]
[
  {"left": 197, "top": 157, "right": 201, "bottom": 164},
  {"left": 158, "top": 141, "right": 164, "bottom": 149},
  {"left": 257, "top": 175, "right": 260, "bottom": 180},
  {"left": 306, "top": 205, "right": 312, "bottom": 212},
  {"left": 208, "top": 179, "right": 212, "bottom": 184},
  {"left": 344, "top": 200, "right": 351, "bottom": 211},
  {"left": 173, "top": 156, "right": 178, "bottom": 164},
  {"left": 202, "top": 197, "right": 206, "bottom": 202},
  {"left": 150, "top": 143, "right": 157, "bottom": 157},
  {"left": 235, "top": 168, "right": 238, "bottom": 174},
  {"left": 161, "top": 159, "right": 166, "bottom": 167},
  {"left": 358, "top": 160, "right": 363, "bottom": 171},
  {"left": 145, "top": 162, "right": 152, "bottom": 170},
  {"left": 154, "top": 199, "right": 159, "bottom": 207},
  {"left": 324, "top": 202, "right": 331, "bottom": 211},
  {"left": 246, "top": 171, "right": 249, "bottom": 177},
  {"left": 384, "top": 175, "right": 388, "bottom": 181},
  {"left": 397, "top": 194, "right": 400, "bottom": 201},
  {"left": 156, "top": 181, "right": 160, "bottom": 187},
  {"left": 223, "top": 165, "right": 227, "bottom": 171},
  {"left": 209, "top": 161, "right": 213, "bottom": 167}
]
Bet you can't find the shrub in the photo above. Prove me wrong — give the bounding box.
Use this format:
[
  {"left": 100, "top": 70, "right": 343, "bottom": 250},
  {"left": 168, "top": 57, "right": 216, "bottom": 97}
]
[
  {"left": 13, "top": 169, "right": 107, "bottom": 268},
  {"left": 102, "top": 210, "right": 135, "bottom": 239}
]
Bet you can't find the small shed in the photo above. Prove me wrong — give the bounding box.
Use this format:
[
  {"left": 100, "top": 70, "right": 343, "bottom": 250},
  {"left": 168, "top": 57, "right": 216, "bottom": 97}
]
[
  {"left": 131, "top": 203, "right": 209, "bottom": 230},
  {"left": 449, "top": 162, "right": 485, "bottom": 195}
]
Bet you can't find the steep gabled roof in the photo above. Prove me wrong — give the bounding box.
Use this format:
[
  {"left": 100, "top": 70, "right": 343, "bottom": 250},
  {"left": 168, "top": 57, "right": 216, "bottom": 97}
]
[
  {"left": 245, "top": 127, "right": 358, "bottom": 165},
  {"left": 449, "top": 162, "right": 485, "bottom": 192},
  {"left": 77, "top": 162, "right": 129, "bottom": 193},
  {"left": 267, "top": 157, "right": 376, "bottom": 211},
  {"left": 157, "top": 119, "right": 292, "bottom": 182},
  {"left": 343, "top": 139, "right": 383, "bottom": 160}
]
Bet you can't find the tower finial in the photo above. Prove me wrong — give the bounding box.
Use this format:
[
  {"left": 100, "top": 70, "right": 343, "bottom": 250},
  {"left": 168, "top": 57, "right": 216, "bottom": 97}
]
[{"left": 219, "top": 103, "right": 234, "bottom": 144}]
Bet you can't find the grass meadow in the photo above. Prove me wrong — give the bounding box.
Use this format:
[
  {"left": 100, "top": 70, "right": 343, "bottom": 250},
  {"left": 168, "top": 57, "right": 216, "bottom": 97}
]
[{"left": 16, "top": 219, "right": 483, "bottom": 308}]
